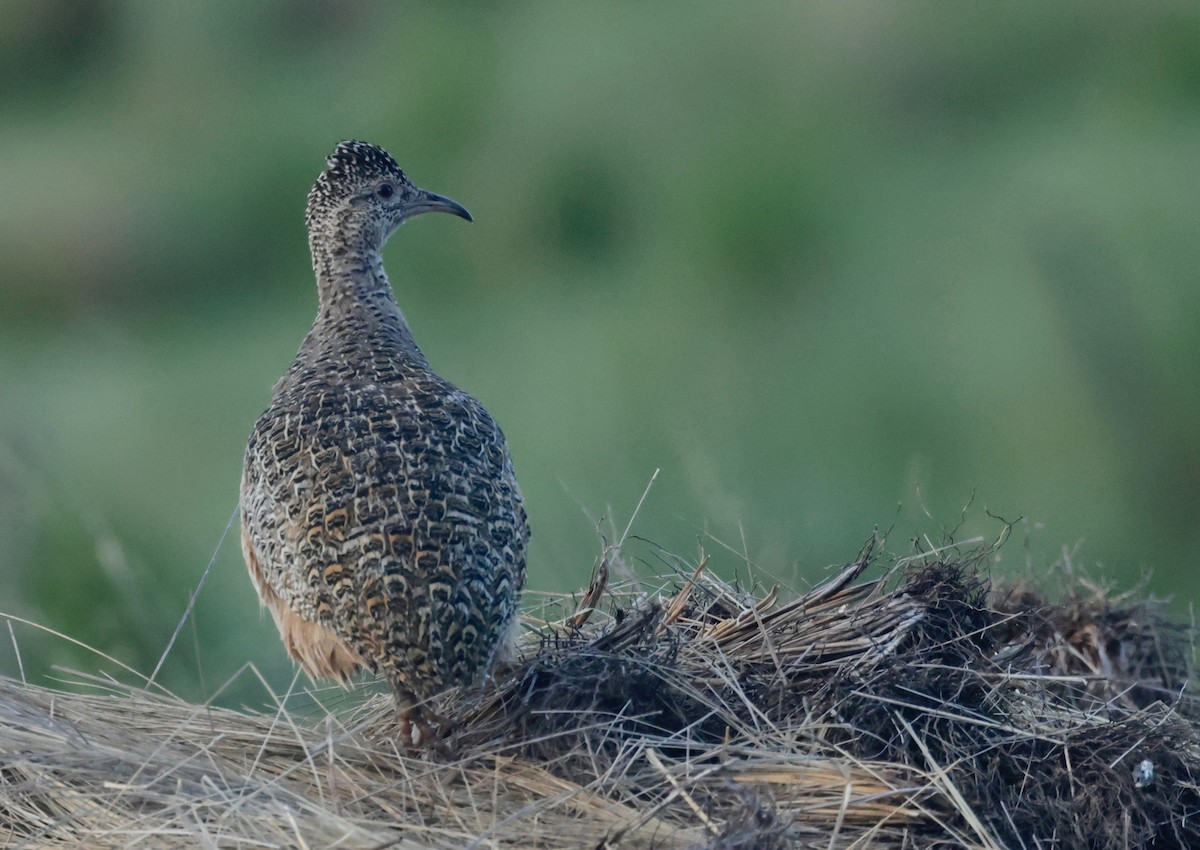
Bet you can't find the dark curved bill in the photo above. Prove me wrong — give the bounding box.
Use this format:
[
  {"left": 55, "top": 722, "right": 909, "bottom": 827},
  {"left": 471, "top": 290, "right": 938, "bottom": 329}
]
[{"left": 406, "top": 188, "right": 473, "bottom": 222}]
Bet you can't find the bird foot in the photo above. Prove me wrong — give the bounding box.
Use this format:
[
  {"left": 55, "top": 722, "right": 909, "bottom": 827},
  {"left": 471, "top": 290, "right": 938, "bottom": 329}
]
[{"left": 397, "top": 707, "right": 454, "bottom": 755}]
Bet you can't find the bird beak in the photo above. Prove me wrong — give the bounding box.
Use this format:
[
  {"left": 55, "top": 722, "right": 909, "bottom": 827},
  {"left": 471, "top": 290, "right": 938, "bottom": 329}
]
[{"left": 403, "top": 188, "right": 473, "bottom": 223}]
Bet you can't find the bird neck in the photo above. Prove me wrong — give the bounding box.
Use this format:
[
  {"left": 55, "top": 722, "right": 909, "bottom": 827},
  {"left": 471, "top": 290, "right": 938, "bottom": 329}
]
[{"left": 308, "top": 228, "right": 427, "bottom": 363}]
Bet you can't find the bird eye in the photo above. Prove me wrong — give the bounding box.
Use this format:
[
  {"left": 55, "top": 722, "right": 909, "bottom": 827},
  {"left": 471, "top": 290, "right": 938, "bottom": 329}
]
[{"left": 377, "top": 183, "right": 395, "bottom": 199}]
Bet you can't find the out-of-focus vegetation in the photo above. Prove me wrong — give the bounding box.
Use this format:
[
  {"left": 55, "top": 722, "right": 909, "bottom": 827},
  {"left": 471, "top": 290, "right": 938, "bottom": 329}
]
[{"left": 1, "top": 0, "right": 1198, "bottom": 706}]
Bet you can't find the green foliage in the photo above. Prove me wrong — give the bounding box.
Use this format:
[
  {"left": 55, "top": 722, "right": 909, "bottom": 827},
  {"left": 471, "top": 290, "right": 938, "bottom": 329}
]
[{"left": 1, "top": 0, "right": 1199, "bottom": 703}]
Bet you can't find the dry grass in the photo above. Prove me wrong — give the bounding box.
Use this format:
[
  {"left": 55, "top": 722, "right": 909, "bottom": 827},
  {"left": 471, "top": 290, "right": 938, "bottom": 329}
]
[{"left": 2, "top": 536, "right": 1199, "bottom": 849}]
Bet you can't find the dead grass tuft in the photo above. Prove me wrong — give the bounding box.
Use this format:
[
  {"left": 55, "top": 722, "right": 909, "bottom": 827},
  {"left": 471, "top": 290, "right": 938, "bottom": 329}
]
[{"left": 2, "top": 536, "right": 1199, "bottom": 848}]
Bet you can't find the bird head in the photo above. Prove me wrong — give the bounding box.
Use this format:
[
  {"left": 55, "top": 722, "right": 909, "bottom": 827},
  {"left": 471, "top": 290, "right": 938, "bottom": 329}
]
[{"left": 305, "top": 140, "right": 472, "bottom": 249}]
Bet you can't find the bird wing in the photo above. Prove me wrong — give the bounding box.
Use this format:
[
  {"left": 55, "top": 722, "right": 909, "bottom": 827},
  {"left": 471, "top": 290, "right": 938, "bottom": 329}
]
[{"left": 240, "top": 376, "right": 527, "bottom": 692}]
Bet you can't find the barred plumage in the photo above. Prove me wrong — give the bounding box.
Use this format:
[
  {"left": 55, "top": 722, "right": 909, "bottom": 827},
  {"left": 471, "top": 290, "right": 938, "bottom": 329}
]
[{"left": 239, "top": 141, "right": 528, "bottom": 743}]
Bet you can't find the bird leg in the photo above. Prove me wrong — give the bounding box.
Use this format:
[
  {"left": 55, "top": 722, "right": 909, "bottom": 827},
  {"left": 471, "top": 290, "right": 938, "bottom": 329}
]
[{"left": 392, "top": 685, "right": 448, "bottom": 752}]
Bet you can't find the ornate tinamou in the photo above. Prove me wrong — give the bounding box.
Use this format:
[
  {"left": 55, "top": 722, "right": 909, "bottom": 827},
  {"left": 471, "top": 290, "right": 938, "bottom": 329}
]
[{"left": 239, "top": 141, "right": 528, "bottom": 743}]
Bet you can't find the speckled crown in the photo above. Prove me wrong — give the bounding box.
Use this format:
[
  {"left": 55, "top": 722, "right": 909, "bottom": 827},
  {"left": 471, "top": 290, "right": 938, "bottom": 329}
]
[
  {"left": 306, "top": 140, "right": 407, "bottom": 226},
  {"left": 325, "top": 141, "right": 404, "bottom": 183}
]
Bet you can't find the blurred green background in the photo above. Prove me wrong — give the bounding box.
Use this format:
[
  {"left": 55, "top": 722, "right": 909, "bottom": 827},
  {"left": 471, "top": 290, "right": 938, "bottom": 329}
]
[{"left": 1, "top": 0, "right": 1198, "bottom": 706}]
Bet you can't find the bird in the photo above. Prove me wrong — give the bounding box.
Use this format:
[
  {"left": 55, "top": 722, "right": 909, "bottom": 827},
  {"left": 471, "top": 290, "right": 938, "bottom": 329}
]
[{"left": 239, "top": 140, "right": 528, "bottom": 744}]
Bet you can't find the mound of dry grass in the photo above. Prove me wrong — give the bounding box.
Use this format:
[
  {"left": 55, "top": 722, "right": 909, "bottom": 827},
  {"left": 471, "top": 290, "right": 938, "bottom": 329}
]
[{"left": 2, "top": 537, "right": 1198, "bottom": 849}]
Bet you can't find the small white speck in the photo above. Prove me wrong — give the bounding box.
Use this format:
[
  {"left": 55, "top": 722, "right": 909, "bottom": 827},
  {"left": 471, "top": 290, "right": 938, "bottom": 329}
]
[{"left": 1133, "top": 759, "right": 1155, "bottom": 788}]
